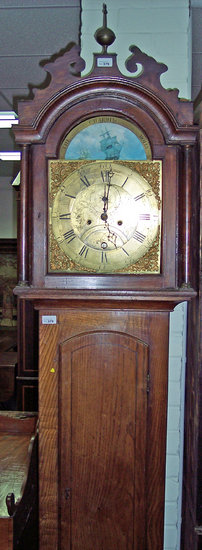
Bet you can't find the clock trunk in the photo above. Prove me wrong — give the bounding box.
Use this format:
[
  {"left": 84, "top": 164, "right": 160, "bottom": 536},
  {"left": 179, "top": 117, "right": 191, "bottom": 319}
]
[
  {"left": 13, "top": 13, "right": 199, "bottom": 550},
  {"left": 39, "top": 306, "right": 169, "bottom": 550}
]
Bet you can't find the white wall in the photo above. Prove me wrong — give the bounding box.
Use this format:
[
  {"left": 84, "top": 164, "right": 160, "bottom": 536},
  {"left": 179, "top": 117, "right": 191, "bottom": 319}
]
[
  {"left": 0, "top": 176, "right": 17, "bottom": 238},
  {"left": 165, "top": 302, "right": 187, "bottom": 550},
  {"left": 81, "top": 0, "right": 191, "bottom": 99},
  {"left": 81, "top": 2, "right": 191, "bottom": 549}
]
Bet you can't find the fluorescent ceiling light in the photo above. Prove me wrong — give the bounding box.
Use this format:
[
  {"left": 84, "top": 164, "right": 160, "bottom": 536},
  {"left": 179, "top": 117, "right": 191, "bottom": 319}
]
[
  {"left": 0, "top": 111, "right": 19, "bottom": 128},
  {"left": 12, "top": 171, "right": 21, "bottom": 186},
  {"left": 0, "top": 152, "right": 21, "bottom": 161}
]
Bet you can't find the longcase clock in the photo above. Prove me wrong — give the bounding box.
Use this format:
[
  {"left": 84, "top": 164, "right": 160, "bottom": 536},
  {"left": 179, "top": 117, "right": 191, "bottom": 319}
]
[{"left": 13, "top": 5, "right": 198, "bottom": 550}]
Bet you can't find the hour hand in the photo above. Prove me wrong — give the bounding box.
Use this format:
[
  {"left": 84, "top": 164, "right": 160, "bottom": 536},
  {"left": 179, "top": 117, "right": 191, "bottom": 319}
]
[
  {"left": 101, "top": 168, "right": 114, "bottom": 221},
  {"left": 101, "top": 170, "right": 109, "bottom": 220}
]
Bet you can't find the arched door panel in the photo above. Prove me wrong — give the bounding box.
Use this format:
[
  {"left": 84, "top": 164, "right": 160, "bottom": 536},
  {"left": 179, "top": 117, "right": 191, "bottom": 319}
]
[{"left": 59, "top": 331, "right": 149, "bottom": 550}]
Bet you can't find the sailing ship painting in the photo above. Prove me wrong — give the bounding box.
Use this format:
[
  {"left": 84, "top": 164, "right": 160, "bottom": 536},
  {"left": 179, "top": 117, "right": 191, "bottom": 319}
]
[
  {"left": 64, "top": 121, "right": 148, "bottom": 161},
  {"left": 99, "top": 128, "right": 122, "bottom": 160}
]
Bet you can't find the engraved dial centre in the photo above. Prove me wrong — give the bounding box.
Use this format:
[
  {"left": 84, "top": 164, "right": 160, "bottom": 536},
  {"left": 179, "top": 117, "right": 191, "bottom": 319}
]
[{"left": 71, "top": 183, "right": 138, "bottom": 250}]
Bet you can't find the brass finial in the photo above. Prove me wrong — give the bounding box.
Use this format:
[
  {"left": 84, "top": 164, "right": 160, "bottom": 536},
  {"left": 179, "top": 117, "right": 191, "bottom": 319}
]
[{"left": 94, "top": 4, "right": 116, "bottom": 53}]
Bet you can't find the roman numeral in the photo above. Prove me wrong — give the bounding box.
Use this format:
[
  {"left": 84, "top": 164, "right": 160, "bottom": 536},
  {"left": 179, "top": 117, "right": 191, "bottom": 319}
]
[
  {"left": 121, "top": 177, "right": 128, "bottom": 187},
  {"left": 133, "top": 231, "right": 146, "bottom": 243},
  {"left": 139, "top": 213, "right": 151, "bottom": 220},
  {"left": 63, "top": 229, "right": 76, "bottom": 243},
  {"left": 134, "top": 193, "right": 145, "bottom": 201},
  {"left": 80, "top": 175, "right": 90, "bottom": 187},
  {"left": 59, "top": 213, "right": 71, "bottom": 220},
  {"left": 65, "top": 193, "right": 76, "bottom": 199},
  {"left": 101, "top": 251, "right": 108, "bottom": 263},
  {"left": 122, "top": 248, "right": 129, "bottom": 256},
  {"left": 79, "top": 245, "right": 89, "bottom": 258}
]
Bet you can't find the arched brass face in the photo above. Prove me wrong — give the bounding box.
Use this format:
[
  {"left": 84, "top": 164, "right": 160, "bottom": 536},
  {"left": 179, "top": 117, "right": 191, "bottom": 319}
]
[{"left": 50, "top": 161, "right": 161, "bottom": 274}]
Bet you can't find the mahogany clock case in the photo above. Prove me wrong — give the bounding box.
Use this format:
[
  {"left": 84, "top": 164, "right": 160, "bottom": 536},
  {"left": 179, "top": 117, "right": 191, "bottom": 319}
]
[
  {"left": 13, "top": 49, "right": 198, "bottom": 296},
  {"left": 12, "top": 33, "right": 199, "bottom": 550},
  {"left": 38, "top": 304, "right": 170, "bottom": 550}
]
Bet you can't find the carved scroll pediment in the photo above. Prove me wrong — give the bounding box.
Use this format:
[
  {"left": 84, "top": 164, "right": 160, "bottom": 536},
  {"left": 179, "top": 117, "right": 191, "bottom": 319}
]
[
  {"left": 40, "top": 44, "right": 86, "bottom": 86},
  {"left": 17, "top": 44, "right": 86, "bottom": 124},
  {"left": 125, "top": 45, "right": 180, "bottom": 99},
  {"left": 14, "top": 2, "right": 194, "bottom": 134},
  {"left": 16, "top": 40, "right": 193, "bottom": 133}
]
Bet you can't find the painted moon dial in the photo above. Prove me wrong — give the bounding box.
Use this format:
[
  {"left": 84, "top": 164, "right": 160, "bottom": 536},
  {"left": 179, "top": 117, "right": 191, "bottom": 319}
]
[{"left": 51, "top": 161, "right": 160, "bottom": 273}]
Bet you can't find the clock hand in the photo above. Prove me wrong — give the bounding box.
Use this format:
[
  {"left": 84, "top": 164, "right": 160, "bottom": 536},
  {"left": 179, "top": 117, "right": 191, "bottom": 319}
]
[
  {"left": 101, "top": 167, "right": 114, "bottom": 222},
  {"left": 101, "top": 170, "right": 108, "bottom": 221},
  {"left": 106, "top": 223, "right": 117, "bottom": 248},
  {"left": 106, "top": 166, "right": 114, "bottom": 202}
]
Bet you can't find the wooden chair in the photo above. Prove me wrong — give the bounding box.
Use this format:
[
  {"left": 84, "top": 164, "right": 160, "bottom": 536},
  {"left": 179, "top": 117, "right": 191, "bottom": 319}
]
[{"left": 0, "top": 412, "right": 38, "bottom": 550}]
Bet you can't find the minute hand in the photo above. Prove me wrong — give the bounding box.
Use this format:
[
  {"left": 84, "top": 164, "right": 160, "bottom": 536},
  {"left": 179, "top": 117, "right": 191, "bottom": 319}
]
[{"left": 101, "top": 167, "right": 114, "bottom": 221}]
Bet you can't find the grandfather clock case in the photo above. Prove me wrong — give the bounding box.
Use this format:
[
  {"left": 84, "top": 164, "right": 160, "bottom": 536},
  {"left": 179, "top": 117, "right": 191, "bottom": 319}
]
[{"left": 14, "top": 9, "right": 198, "bottom": 550}]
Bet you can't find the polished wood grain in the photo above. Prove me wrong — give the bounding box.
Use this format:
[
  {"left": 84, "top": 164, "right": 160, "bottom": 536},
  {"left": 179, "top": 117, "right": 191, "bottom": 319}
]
[
  {"left": 18, "top": 145, "right": 29, "bottom": 285},
  {"left": 60, "top": 331, "right": 148, "bottom": 549},
  {"left": 39, "top": 307, "right": 169, "bottom": 550}
]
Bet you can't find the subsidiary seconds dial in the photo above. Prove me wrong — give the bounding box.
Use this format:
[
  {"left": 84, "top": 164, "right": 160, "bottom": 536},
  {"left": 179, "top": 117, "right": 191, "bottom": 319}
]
[{"left": 50, "top": 161, "right": 161, "bottom": 273}]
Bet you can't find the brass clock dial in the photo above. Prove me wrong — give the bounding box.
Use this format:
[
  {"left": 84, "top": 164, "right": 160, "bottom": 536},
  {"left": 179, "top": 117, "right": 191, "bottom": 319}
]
[{"left": 49, "top": 161, "right": 161, "bottom": 274}]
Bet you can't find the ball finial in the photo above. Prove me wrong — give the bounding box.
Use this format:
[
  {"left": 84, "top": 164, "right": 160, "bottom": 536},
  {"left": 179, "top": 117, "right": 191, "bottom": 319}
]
[{"left": 94, "top": 4, "right": 116, "bottom": 53}]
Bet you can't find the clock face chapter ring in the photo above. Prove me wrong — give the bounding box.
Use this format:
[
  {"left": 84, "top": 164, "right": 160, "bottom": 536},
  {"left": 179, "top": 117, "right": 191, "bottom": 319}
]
[
  {"left": 49, "top": 161, "right": 161, "bottom": 274},
  {"left": 71, "top": 183, "right": 139, "bottom": 247}
]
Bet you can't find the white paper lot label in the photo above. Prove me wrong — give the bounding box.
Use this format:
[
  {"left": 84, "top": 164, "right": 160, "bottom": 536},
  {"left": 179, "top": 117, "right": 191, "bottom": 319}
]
[
  {"left": 42, "top": 315, "right": 57, "bottom": 325},
  {"left": 97, "top": 57, "right": 113, "bottom": 67}
]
